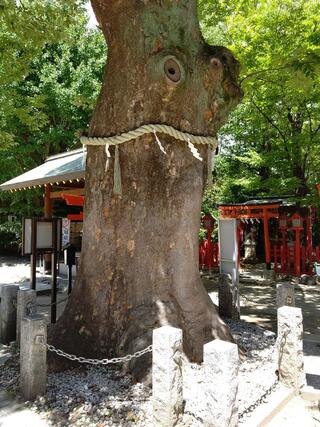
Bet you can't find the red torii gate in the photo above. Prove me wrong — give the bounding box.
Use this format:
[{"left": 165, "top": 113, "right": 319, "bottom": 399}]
[{"left": 219, "top": 203, "right": 281, "bottom": 269}]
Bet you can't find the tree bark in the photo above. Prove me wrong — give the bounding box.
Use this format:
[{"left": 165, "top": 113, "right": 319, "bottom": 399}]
[{"left": 51, "top": 0, "right": 242, "bottom": 380}]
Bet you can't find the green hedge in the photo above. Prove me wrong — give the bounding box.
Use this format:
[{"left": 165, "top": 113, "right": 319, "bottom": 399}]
[{"left": 0, "top": 221, "right": 22, "bottom": 254}]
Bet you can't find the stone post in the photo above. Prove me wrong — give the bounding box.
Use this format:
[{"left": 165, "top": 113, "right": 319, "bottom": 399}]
[
  {"left": 16, "top": 289, "right": 37, "bottom": 345},
  {"left": 276, "top": 282, "right": 295, "bottom": 308},
  {"left": 0, "top": 284, "right": 18, "bottom": 345},
  {"left": 218, "top": 274, "right": 240, "bottom": 319},
  {"left": 203, "top": 339, "right": 239, "bottom": 427},
  {"left": 20, "top": 314, "right": 47, "bottom": 401},
  {"left": 262, "top": 268, "right": 275, "bottom": 283},
  {"left": 277, "top": 306, "right": 305, "bottom": 390},
  {"left": 152, "top": 326, "right": 183, "bottom": 427}
]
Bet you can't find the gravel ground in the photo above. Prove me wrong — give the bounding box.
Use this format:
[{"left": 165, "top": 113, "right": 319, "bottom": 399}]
[
  {"left": 0, "top": 320, "right": 277, "bottom": 426},
  {"left": 181, "top": 320, "right": 278, "bottom": 426}
]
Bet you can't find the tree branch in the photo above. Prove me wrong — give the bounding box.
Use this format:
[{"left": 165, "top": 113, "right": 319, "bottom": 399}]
[
  {"left": 305, "top": 103, "right": 313, "bottom": 136},
  {"left": 240, "top": 61, "right": 316, "bottom": 84},
  {"left": 313, "top": 122, "right": 320, "bottom": 135},
  {"left": 251, "top": 98, "right": 292, "bottom": 163}
]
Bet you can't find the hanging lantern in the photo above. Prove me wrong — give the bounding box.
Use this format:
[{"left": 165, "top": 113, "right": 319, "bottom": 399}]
[
  {"left": 202, "top": 214, "right": 215, "bottom": 232},
  {"left": 279, "top": 217, "right": 288, "bottom": 230}
]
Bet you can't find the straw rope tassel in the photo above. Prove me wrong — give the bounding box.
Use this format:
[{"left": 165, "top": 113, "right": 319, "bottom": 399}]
[
  {"left": 82, "top": 145, "right": 87, "bottom": 168},
  {"left": 113, "top": 145, "right": 122, "bottom": 195},
  {"left": 81, "top": 124, "right": 219, "bottom": 195}
]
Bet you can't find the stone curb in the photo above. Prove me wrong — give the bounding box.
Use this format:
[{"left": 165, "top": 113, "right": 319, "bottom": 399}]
[
  {"left": 304, "top": 334, "right": 320, "bottom": 343},
  {"left": 300, "top": 386, "right": 320, "bottom": 402},
  {"left": 241, "top": 385, "right": 295, "bottom": 427}
]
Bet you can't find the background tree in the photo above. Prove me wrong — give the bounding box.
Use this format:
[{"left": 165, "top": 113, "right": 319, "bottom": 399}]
[
  {"left": 52, "top": 0, "right": 241, "bottom": 379},
  {"left": 0, "top": 0, "right": 86, "bottom": 147},
  {"left": 0, "top": 2, "right": 106, "bottom": 221},
  {"left": 198, "top": 0, "right": 320, "bottom": 206}
]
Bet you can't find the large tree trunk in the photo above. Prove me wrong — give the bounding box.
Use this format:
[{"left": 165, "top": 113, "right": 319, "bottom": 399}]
[{"left": 51, "top": 0, "right": 242, "bottom": 380}]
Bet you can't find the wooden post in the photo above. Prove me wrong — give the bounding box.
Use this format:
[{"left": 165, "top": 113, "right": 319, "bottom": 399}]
[
  {"left": 287, "top": 244, "right": 292, "bottom": 273},
  {"left": 263, "top": 210, "right": 271, "bottom": 269},
  {"left": 68, "top": 265, "right": 73, "bottom": 294},
  {"left": 280, "top": 245, "right": 285, "bottom": 273},
  {"left": 306, "top": 210, "right": 312, "bottom": 270},
  {"left": 44, "top": 185, "right": 53, "bottom": 218},
  {"left": 301, "top": 246, "right": 306, "bottom": 275},
  {"left": 206, "top": 237, "right": 214, "bottom": 272},
  {"left": 44, "top": 185, "right": 53, "bottom": 273},
  {"left": 237, "top": 223, "right": 241, "bottom": 268},
  {"left": 294, "top": 229, "right": 301, "bottom": 276},
  {"left": 31, "top": 218, "right": 37, "bottom": 290},
  {"left": 202, "top": 215, "right": 215, "bottom": 273},
  {"left": 51, "top": 220, "right": 58, "bottom": 324}
]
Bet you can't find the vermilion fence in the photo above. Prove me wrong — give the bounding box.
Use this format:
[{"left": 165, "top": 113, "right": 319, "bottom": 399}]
[
  {"left": 200, "top": 240, "right": 320, "bottom": 276},
  {"left": 271, "top": 244, "right": 320, "bottom": 276},
  {"left": 199, "top": 239, "right": 219, "bottom": 271}
]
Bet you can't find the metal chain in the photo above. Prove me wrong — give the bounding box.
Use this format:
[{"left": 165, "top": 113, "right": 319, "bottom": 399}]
[
  {"left": 239, "top": 378, "right": 279, "bottom": 419},
  {"left": 37, "top": 296, "right": 69, "bottom": 308},
  {"left": 184, "top": 411, "right": 204, "bottom": 424},
  {"left": 46, "top": 343, "right": 152, "bottom": 365},
  {"left": 241, "top": 294, "right": 260, "bottom": 305}
]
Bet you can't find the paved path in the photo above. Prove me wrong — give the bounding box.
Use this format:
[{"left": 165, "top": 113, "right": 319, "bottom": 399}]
[
  {"left": 0, "top": 344, "right": 49, "bottom": 427},
  {"left": 0, "top": 390, "right": 48, "bottom": 427},
  {"left": 266, "top": 395, "right": 319, "bottom": 427},
  {"left": 0, "top": 256, "right": 68, "bottom": 426}
]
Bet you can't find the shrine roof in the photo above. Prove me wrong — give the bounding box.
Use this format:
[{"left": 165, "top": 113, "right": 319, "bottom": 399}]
[
  {"left": 0, "top": 149, "right": 85, "bottom": 191},
  {"left": 219, "top": 196, "right": 298, "bottom": 208},
  {"left": 219, "top": 199, "right": 283, "bottom": 208}
]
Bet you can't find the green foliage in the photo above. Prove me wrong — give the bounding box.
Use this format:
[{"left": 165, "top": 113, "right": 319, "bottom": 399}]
[
  {"left": 198, "top": 0, "right": 320, "bottom": 207},
  {"left": 0, "top": 2, "right": 106, "bottom": 218},
  {"left": 198, "top": 228, "right": 206, "bottom": 243},
  {"left": 0, "top": 0, "right": 87, "bottom": 149},
  {"left": 2, "top": 0, "right": 319, "bottom": 225},
  {"left": 0, "top": 221, "right": 22, "bottom": 254}
]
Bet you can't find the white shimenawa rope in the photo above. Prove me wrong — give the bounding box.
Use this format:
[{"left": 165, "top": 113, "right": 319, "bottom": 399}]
[{"left": 81, "top": 124, "right": 218, "bottom": 195}]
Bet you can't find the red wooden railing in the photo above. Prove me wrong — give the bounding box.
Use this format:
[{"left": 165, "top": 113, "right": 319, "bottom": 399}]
[
  {"left": 271, "top": 243, "right": 320, "bottom": 276},
  {"left": 201, "top": 240, "right": 320, "bottom": 276},
  {"left": 199, "top": 239, "right": 219, "bottom": 271}
]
